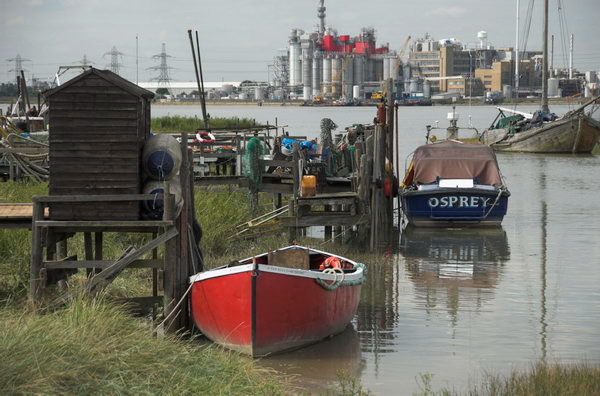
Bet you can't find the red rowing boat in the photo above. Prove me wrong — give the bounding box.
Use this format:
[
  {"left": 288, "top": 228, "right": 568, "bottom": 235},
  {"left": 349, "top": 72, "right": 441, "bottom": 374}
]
[{"left": 189, "top": 245, "right": 365, "bottom": 357}]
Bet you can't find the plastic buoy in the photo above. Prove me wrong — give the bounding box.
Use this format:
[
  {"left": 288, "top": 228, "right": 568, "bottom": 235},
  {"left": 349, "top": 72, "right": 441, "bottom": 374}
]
[
  {"left": 142, "top": 134, "right": 182, "bottom": 181},
  {"left": 142, "top": 179, "right": 182, "bottom": 219}
]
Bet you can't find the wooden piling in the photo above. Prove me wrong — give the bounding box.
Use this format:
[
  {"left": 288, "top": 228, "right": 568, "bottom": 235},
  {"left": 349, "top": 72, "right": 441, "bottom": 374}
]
[{"left": 29, "top": 198, "right": 44, "bottom": 303}]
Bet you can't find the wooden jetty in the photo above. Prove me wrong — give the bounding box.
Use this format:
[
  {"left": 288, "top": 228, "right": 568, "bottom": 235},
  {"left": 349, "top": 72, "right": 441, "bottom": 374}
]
[{"left": 212, "top": 79, "right": 399, "bottom": 249}]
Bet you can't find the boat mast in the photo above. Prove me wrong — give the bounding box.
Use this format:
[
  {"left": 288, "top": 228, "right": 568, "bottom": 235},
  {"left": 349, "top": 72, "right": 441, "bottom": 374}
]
[
  {"left": 515, "top": 0, "right": 520, "bottom": 100},
  {"left": 541, "top": 0, "right": 549, "bottom": 113}
]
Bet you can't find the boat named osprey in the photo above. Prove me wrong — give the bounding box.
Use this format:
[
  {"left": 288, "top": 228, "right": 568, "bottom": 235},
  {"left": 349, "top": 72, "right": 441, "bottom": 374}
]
[{"left": 400, "top": 141, "right": 510, "bottom": 227}]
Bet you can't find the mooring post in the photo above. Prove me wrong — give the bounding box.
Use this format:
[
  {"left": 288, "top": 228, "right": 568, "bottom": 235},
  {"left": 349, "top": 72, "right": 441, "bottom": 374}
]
[
  {"left": 84, "top": 232, "right": 93, "bottom": 277},
  {"left": 324, "top": 205, "right": 332, "bottom": 240},
  {"left": 29, "top": 197, "right": 45, "bottom": 303},
  {"left": 162, "top": 181, "right": 177, "bottom": 332},
  {"left": 57, "top": 239, "right": 67, "bottom": 260},
  {"left": 273, "top": 193, "right": 282, "bottom": 210},
  {"left": 179, "top": 134, "right": 193, "bottom": 329},
  {"left": 288, "top": 200, "right": 297, "bottom": 243}
]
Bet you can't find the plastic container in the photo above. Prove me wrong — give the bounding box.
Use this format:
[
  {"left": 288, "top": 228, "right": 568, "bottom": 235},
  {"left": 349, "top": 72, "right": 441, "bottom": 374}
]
[{"left": 300, "top": 175, "right": 317, "bottom": 197}]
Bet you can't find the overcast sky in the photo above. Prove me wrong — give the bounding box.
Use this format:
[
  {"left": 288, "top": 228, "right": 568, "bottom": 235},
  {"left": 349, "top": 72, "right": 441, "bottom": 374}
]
[{"left": 1, "top": 0, "right": 599, "bottom": 84}]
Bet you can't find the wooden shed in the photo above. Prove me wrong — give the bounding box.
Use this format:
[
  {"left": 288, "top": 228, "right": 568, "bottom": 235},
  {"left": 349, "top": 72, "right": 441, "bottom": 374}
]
[{"left": 45, "top": 68, "right": 154, "bottom": 220}]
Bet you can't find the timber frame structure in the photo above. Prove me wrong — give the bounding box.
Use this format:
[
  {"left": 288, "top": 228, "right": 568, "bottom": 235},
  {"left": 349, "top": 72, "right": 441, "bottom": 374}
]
[{"left": 29, "top": 134, "right": 199, "bottom": 333}]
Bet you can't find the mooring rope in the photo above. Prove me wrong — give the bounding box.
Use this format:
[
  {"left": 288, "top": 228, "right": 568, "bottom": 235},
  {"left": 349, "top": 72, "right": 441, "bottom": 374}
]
[
  {"left": 482, "top": 188, "right": 505, "bottom": 219},
  {"left": 315, "top": 262, "right": 367, "bottom": 291},
  {"left": 156, "top": 281, "right": 194, "bottom": 330}
]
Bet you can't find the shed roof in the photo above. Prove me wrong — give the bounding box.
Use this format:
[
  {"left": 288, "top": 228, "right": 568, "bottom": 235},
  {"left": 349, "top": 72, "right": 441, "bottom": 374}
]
[{"left": 45, "top": 68, "right": 155, "bottom": 99}]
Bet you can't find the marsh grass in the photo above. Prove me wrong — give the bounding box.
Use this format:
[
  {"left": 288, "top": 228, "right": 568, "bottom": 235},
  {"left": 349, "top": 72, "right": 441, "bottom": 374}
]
[
  {"left": 0, "top": 296, "right": 283, "bottom": 395},
  {"left": 413, "top": 363, "right": 600, "bottom": 396},
  {"left": 151, "top": 115, "right": 257, "bottom": 132},
  {"left": 466, "top": 362, "right": 600, "bottom": 396}
]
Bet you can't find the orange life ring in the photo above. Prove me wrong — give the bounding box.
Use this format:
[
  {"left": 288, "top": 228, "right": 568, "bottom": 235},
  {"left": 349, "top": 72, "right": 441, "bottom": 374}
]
[{"left": 319, "top": 256, "right": 342, "bottom": 270}]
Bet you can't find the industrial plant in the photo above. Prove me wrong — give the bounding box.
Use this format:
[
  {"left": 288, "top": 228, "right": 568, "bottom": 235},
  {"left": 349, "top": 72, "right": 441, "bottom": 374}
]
[
  {"left": 270, "top": 0, "right": 402, "bottom": 102},
  {"left": 267, "top": 0, "right": 598, "bottom": 104}
]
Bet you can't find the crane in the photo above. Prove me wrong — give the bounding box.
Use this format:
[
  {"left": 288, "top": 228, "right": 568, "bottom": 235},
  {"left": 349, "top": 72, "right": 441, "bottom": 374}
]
[{"left": 392, "top": 35, "right": 411, "bottom": 79}]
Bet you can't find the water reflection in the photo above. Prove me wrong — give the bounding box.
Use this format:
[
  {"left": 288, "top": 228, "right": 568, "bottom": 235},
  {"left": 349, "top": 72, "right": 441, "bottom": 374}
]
[
  {"left": 259, "top": 326, "right": 364, "bottom": 391},
  {"left": 400, "top": 226, "right": 510, "bottom": 326}
]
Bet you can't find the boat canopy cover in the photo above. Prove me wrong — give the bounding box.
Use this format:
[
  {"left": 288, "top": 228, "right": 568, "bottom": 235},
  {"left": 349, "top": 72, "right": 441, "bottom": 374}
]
[{"left": 412, "top": 141, "right": 502, "bottom": 185}]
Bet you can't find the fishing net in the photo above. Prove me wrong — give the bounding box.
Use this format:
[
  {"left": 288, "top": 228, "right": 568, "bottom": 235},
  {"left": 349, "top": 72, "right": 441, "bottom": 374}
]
[{"left": 243, "top": 137, "right": 265, "bottom": 216}]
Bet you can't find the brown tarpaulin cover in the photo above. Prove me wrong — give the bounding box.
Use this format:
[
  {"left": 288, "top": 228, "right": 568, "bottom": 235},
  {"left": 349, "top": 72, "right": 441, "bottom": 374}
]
[{"left": 412, "top": 141, "right": 502, "bottom": 185}]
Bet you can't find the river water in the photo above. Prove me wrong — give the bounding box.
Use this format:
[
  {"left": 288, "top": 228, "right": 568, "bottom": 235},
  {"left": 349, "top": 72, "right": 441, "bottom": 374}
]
[{"left": 170, "top": 104, "right": 599, "bottom": 393}]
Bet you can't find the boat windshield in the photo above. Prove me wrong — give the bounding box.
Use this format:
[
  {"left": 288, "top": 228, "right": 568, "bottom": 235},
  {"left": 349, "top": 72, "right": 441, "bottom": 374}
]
[{"left": 410, "top": 141, "right": 502, "bottom": 186}]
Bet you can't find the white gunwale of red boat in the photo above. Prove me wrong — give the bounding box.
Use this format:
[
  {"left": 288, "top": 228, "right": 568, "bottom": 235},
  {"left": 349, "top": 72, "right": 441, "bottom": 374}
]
[{"left": 189, "top": 245, "right": 364, "bottom": 357}]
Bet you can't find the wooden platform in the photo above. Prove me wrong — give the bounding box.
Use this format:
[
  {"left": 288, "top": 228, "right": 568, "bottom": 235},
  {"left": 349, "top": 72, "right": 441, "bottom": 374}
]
[{"left": 0, "top": 203, "right": 48, "bottom": 229}]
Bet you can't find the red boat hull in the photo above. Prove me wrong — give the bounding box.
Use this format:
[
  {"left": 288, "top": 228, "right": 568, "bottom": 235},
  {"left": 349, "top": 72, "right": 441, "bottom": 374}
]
[{"left": 190, "top": 259, "right": 363, "bottom": 356}]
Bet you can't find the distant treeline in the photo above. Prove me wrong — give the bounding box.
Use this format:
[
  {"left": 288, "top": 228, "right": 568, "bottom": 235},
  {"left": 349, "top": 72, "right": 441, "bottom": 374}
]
[{"left": 151, "top": 115, "right": 258, "bottom": 132}]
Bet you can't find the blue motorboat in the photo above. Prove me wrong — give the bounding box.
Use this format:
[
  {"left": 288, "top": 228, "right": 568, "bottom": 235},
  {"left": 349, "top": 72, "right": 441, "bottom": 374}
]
[{"left": 400, "top": 141, "right": 510, "bottom": 227}]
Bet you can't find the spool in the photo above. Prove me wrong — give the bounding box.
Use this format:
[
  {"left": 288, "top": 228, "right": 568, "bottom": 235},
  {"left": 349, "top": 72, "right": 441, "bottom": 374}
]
[
  {"left": 142, "top": 134, "right": 182, "bottom": 181},
  {"left": 142, "top": 179, "right": 182, "bottom": 219}
]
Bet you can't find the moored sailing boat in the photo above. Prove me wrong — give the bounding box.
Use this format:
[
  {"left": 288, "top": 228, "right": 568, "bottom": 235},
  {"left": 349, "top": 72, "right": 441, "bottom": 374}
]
[
  {"left": 480, "top": 0, "right": 600, "bottom": 154},
  {"left": 481, "top": 97, "right": 600, "bottom": 153}
]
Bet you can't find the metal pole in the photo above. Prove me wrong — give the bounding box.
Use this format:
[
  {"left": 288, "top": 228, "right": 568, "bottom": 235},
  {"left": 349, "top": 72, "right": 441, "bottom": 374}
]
[
  {"left": 541, "top": 0, "right": 549, "bottom": 113},
  {"left": 195, "top": 31, "right": 209, "bottom": 130},
  {"left": 136, "top": 35, "right": 139, "bottom": 85},
  {"left": 187, "top": 30, "right": 208, "bottom": 129},
  {"left": 515, "top": 0, "right": 520, "bottom": 100},
  {"left": 569, "top": 34, "right": 574, "bottom": 79},
  {"left": 550, "top": 34, "right": 554, "bottom": 77}
]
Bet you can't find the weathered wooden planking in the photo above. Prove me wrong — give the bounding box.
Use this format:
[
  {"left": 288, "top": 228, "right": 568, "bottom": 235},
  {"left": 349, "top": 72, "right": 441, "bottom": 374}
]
[
  {"left": 51, "top": 102, "right": 138, "bottom": 111},
  {"left": 49, "top": 94, "right": 139, "bottom": 103},
  {"left": 45, "top": 259, "right": 163, "bottom": 269},
  {"left": 47, "top": 69, "right": 151, "bottom": 221},
  {"left": 35, "top": 194, "right": 163, "bottom": 203},
  {"left": 280, "top": 214, "right": 368, "bottom": 227},
  {"left": 71, "top": 77, "right": 119, "bottom": 87},
  {"left": 50, "top": 118, "right": 139, "bottom": 128},
  {"left": 50, "top": 136, "right": 141, "bottom": 143},
  {"left": 50, "top": 150, "right": 140, "bottom": 159},
  {"left": 48, "top": 203, "right": 140, "bottom": 221},
  {"left": 50, "top": 110, "right": 139, "bottom": 119},
  {"left": 49, "top": 164, "right": 140, "bottom": 174},
  {"left": 48, "top": 141, "right": 139, "bottom": 151},
  {"left": 51, "top": 180, "right": 139, "bottom": 189},
  {"left": 60, "top": 86, "right": 138, "bottom": 95}
]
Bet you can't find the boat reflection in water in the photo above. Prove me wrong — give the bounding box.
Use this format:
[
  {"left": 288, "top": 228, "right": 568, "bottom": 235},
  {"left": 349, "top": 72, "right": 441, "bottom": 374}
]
[
  {"left": 258, "top": 325, "right": 364, "bottom": 392},
  {"left": 400, "top": 226, "right": 510, "bottom": 324}
]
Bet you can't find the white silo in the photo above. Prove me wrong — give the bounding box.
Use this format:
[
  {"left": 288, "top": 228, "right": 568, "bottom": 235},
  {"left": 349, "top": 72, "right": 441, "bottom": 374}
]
[
  {"left": 302, "top": 48, "right": 312, "bottom": 100},
  {"left": 477, "top": 31, "right": 488, "bottom": 49},
  {"left": 331, "top": 56, "right": 342, "bottom": 97},
  {"left": 312, "top": 51, "right": 322, "bottom": 98},
  {"left": 288, "top": 30, "right": 301, "bottom": 87},
  {"left": 322, "top": 56, "right": 332, "bottom": 95},
  {"left": 353, "top": 56, "right": 365, "bottom": 85},
  {"left": 383, "top": 57, "right": 391, "bottom": 80},
  {"left": 254, "top": 86, "right": 265, "bottom": 101},
  {"left": 366, "top": 58, "right": 375, "bottom": 82},
  {"left": 342, "top": 56, "right": 354, "bottom": 99},
  {"left": 423, "top": 80, "right": 431, "bottom": 98},
  {"left": 352, "top": 85, "right": 361, "bottom": 100}
]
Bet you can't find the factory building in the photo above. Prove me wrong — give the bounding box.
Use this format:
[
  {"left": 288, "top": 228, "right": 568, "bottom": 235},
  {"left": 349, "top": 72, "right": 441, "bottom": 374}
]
[{"left": 279, "top": 0, "right": 399, "bottom": 101}]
